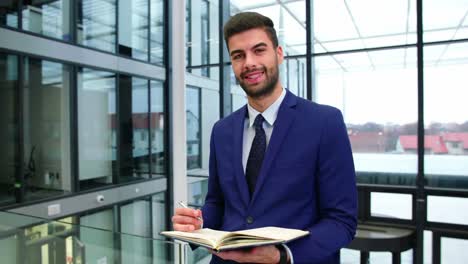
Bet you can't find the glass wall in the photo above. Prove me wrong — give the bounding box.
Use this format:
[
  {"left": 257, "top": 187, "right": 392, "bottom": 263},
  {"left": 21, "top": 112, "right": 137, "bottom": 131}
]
[
  {"left": 186, "top": 86, "right": 201, "bottom": 170},
  {"left": 78, "top": 68, "right": 116, "bottom": 190},
  {"left": 0, "top": 0, "right": 18, "bottom": 27},
  {"left": 424, "top": 42, "right": 468, "bottom": 190},
  {"left": 22, "top": 0, "right": 71, "bottom": 41},
  {"left": 150, "top": 80, "right": 166, "bottom": 177},
  {"left": 150, "top": 0, "right": 165, "bottom": 65},
  {"left": 77, "top": 0, "right": 117, "bottom": 53},
  {"left": 0, "top": 53, "right": 18, "bottom": 206},
  {"left": 23, "top": 57, "right": 71, "bottom": 201},
  {"left": 118, "top": 0, "right": 149, "bottom": 61}
]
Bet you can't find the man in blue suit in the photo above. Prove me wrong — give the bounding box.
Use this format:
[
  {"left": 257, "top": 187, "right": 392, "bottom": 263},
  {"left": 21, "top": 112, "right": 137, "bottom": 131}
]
[{"left": 172, "top": 12, "right": 357, "bottom": 263}]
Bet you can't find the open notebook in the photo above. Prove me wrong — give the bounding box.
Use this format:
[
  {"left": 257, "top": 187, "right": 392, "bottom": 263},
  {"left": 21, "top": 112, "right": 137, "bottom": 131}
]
[{"left": 160, "top": 226, "right": 309, "bottom": 252}]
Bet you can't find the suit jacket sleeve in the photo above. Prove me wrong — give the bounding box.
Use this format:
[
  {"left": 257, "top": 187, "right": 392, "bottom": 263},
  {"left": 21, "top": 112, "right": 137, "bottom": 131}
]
[{"left": 288, "top": 108, "right": 357, "bottom": 263}]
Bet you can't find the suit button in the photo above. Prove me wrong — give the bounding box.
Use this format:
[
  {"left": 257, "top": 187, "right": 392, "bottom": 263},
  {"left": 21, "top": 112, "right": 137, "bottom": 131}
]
[{"left": 246, "top": 216, "right": 253, "bottom": 224}]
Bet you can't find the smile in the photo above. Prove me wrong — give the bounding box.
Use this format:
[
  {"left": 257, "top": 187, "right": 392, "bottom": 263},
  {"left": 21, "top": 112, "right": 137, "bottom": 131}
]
[{"left": 243, "top": 70, "right": 265, "bottom": 84}]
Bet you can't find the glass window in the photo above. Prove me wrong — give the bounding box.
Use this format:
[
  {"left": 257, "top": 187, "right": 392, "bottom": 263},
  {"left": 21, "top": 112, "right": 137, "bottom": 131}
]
[
  {"left": 424, "top": 42, "right": 468, "bottom": 189},
  {"left": 186, "top": 0, "right": 220, "bottom": 73},
  {"left": 427, "top": 196, "right": 468, "bottom": 226},
  {"left": 314, "top": 48, "right": 418, "bottom": 185},
  {"left": 186, "top": 86, "right": 201, "bottom": 169},
  {"left": 78, "top": 68, "right": 116, "bottom": 191},
  {"left": 0, "top": 0, "right": 19, "bottom": 27},
  {"left": 285, "top": 57, "right": 307, "bottom": 98},
  {"left": 80, "top": 209, "right": 115, "bottom": 264},
  {"left": 150, "top": 80, "right": 166, "bottom": 177},
  {"left": 77, "top": 0, "right": 117, "bottom": 53},
  {"left": 22, "top": 0, "right": 71, "bottom": 41},
  {"left": 424, "top": 0, "right": 468, "bottom": 42},
  {"left": 118, "top": 0, "right": 149, "bottom": 61},
  {"left": 0, "top": 53, "right": 18, "bottom": 206},
  {"left": 312, "top": 0, "right": 416, "bottom": 52},
  {"left": 441, "top": 237, "right": 468, "bottom": 263},
  {"left": 152, "top": 192, "right": 169, "bottom": 261},
  {"left": 23, "top": 58, "right": 71, "bottom": 201},
  {"left": 118, "top": 76, "right": 150, "bottom": 182},
  {"left": 150, "top": 0, "right": 165, "bottom": 65},
  {"left": 120, "top": 200, "right": 151, "bottom": 264},
  {"left": 371, "top": 192, "right": 412, "bottom": 220},
  {"left": 230, "top": 0, "right": 306, "bottom": 56}
]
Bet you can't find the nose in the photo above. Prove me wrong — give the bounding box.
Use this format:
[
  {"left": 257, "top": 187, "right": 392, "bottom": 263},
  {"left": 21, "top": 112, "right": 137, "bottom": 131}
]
[{"left": 243, "top": 52, "right": 257, "bottom": 70}]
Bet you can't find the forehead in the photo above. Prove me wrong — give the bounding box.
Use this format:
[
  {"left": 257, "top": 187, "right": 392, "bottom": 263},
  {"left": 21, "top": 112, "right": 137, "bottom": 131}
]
[{"left": 227, "top": 28, "right": 273, "bottom": 52}]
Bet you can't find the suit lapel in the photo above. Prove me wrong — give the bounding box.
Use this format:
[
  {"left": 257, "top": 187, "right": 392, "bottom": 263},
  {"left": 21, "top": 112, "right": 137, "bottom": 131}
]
[
  {"left": 251, "top": 91, "right": 298, "bottom": 205},
  {"left": 233, "top": 106, "right": 250, "bottom": 207}
]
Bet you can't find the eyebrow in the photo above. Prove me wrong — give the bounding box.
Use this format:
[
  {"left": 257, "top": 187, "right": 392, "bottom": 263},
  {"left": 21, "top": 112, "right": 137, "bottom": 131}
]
[{"left": 229, "top": 42, "right": 269, "bottom": 57}]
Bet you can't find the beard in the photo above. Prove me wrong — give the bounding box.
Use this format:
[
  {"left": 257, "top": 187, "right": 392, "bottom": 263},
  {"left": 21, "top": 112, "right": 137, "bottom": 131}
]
[{"left": 237, "top": 64, "right": 280, "bottom": 99}]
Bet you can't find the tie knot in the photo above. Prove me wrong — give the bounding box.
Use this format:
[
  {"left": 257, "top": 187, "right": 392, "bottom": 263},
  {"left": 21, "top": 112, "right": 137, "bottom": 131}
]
[{"left": 253, "top": 114, "right": 265, "bottom": 129}]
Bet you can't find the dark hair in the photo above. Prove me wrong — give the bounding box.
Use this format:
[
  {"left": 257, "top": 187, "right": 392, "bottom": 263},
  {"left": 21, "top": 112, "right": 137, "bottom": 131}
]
[{"left": 223, "top": 12, "right": 279, "bottom": 49}]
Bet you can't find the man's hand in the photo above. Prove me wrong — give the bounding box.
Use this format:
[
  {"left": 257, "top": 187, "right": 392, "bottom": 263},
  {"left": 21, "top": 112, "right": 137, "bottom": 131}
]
[
  {"left": 171, "top": 207, "right": 203, "bottom": 232},
  {"left": 213, "top": 245, "right": 284, "bottom": 263}
]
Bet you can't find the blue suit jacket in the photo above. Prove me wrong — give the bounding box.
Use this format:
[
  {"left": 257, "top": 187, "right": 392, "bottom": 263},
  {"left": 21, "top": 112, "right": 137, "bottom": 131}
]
[{"left": 202, "top": 90, "right": 357, "bottom": 264}]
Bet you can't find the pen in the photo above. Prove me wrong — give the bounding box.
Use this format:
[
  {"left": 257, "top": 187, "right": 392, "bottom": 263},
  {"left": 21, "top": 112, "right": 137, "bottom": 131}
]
[{"left": 178, "top": 201, "right": 203, "bottom": 221}]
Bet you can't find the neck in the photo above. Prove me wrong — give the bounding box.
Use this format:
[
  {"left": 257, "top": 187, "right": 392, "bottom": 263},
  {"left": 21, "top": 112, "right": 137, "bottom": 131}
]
[{"left": 247, "top": 83, "right": 283, "bottom": 113}]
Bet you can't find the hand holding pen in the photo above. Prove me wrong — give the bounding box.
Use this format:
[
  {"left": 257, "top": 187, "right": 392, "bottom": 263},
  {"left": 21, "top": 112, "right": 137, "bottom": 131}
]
[{"left": 172, "top": 201, "right": 203, "bottom": 232}]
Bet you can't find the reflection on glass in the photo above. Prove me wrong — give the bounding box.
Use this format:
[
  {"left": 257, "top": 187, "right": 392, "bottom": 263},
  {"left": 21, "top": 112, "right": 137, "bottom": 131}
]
[
  {"left": 80, "top": 209, "right": 115, "bottom": 263},
  {"left": 23, "top": 58, "right": 71, "bottom": 201},
  {"left": 78, "top": 68, "right": 116, "bottom": 191},
  {"left": 150, "top": 0, "right": 164, "bottom": 65},
  {"left": 230, "top": 0, "right": 306, "bottom": 55},
  {"left": 22, "top": 0, "right": 71, "bottom": 40},
  {"left": 315, "top": 48, "right": 417, "bottom": 185},
  {"left": 424, "top": 0, "right": 468, "bottom": 42},
  {"left": 118, "top": 0, "right": 149, "bottom": 61},
  {"left": 150, "top": 80, "right": 166, "bottom": 176},
  {"left": 186, "top": 87, "right": 201, "bottom": 169},
  {"left": 118, "top": 76, "right": 150, "bottom": 182},
  {"left": 0, "top": 53, "right": 17, "bottom": 205},
  {"left": 424, "top": 43, "right": 468, "bottom": 189},
  {"left": 312, "top": 0, "right": 416, "bottom": 52},
  {"left": 285, "top": 57, "right": 307, "bottom": 98},
  {"left": 0, "top": 0, "right": 18, "bottom": 27},
  {"left": 186, "top": 0, "right": 220, "bottom": 73},
  {"left": 132, "top": 77, "right": 150, "bottom": 176},
  {"left": 121, "top": 200, "right": 151, "bottom": 263},
  {"left": 77, "top": 0, "right": 117, "bottom": 53}
]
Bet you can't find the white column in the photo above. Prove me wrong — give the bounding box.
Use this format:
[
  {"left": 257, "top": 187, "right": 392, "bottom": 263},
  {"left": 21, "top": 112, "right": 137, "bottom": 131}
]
[{"left": 170, "top": 0, "right": 187, "bottom": 216}]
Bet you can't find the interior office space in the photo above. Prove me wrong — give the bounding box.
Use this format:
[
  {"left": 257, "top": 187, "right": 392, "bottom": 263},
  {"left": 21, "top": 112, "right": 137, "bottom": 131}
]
[{"left": 0, "top": 0, "right": 467, "bottom": 263}]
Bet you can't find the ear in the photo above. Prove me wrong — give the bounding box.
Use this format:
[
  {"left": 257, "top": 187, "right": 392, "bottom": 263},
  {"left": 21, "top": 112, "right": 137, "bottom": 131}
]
[{"left": 276, "top": 45, "right": 284, "bottom": 65}]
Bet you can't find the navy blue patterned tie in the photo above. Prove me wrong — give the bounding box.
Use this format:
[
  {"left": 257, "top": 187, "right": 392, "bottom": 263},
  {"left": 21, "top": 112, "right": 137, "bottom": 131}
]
[{"left": 246, "top": 114, "right": 266, "bottom": 196}]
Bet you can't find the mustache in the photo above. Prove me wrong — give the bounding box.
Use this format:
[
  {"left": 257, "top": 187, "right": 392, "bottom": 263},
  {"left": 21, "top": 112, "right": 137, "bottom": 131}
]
[{"left": 240, "top": 66, "right": 266, "bottom": 79}]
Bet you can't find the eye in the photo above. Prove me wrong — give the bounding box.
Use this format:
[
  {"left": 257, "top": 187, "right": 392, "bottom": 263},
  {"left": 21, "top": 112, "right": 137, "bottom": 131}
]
[
  {"left": 232, "top": 54, "right": 244, "bottom": 60},
  {"left": 255, "top": 48, "right": 266, "bottom": 54}
]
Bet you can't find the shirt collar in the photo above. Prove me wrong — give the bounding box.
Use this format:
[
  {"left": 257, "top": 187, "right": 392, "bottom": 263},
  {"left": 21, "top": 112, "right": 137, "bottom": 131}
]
[{"left": 247, "top": 88, "right": 286, "bottom": 127}]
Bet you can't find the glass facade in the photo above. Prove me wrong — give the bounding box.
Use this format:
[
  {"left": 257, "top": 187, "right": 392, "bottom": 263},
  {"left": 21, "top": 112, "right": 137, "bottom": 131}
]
[
  {"left": 0, "top": 53, "right": 18, "bottom": 206},
  {"left": 23, "top": 57, "right": 72, "bottom": 201},
  {"left": 118, "top": 0, "right": 149, "bottom": 61},
  {"left": 0, "top": 0, "right": 18, "bottom": 27},
  {"left": 78, "top": 68, "right": 116, "bottom": 190},
  {"left": 22, "top": 0, "right": 71, "bottom": 40},
  {"left": 77, "top": 0, "right": 117, "bottom": 52}
]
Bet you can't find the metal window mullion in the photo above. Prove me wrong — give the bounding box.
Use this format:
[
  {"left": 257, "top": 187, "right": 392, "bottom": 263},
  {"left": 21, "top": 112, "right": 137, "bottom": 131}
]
[
  {"left": 416, "top": 0, "right": 425, "bottom": 263},
  {"left": 16, "top": 54, "right": 25, "bottom": 203},
  {"left": 306, "top": 0, "right": 313, "bottom": 101}
]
